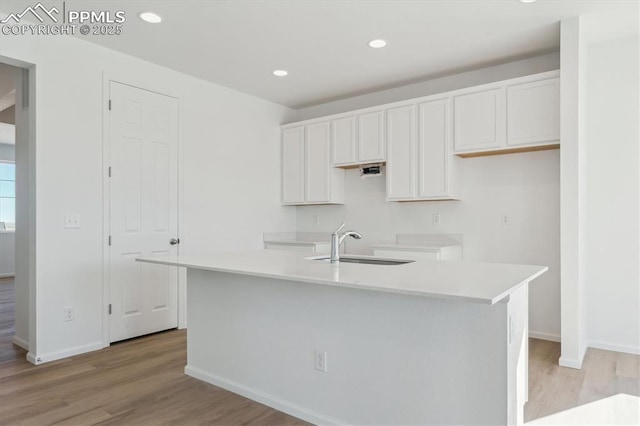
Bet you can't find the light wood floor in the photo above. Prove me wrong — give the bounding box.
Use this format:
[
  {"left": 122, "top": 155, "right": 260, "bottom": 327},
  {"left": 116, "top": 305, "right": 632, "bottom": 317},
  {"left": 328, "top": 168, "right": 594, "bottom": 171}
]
[
  {"left": 1, "top": 278, "right": 638, "bottom": 425},
  {"left": 0, "top": 276, "right": 22, "bottom": 365},
  {"left": 525, "top": 338, "right": 639, "bottom": 422}
]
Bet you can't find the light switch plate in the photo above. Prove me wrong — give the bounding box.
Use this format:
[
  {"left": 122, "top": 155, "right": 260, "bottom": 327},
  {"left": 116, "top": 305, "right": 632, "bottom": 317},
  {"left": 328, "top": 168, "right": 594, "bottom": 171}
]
[{"left": 65, "top": 214, "right": 80, "bottom": 229}]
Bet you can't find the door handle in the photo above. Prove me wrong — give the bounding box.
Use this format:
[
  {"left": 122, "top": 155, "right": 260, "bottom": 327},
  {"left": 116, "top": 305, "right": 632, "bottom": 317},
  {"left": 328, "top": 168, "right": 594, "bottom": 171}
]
[{"left": 169, "top": 238, "right": 180, "bottom": 246}]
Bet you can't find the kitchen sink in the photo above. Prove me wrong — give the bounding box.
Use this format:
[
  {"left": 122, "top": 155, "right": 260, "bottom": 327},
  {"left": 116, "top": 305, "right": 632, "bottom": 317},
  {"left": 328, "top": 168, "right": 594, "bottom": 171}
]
[{"left": 310, "top": 256, "right": 414, "bottom": 266}]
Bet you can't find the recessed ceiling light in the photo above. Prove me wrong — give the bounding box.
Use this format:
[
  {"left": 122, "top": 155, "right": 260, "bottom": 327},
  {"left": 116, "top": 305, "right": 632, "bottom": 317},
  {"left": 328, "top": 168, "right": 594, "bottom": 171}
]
[
  {"left": 139, "top": 12, "right": 162, "bottom": 23},
  {"left": 273, "top": 70, "right": 288, "bottom": 77},
  {"left": 519, "top": 0, "right": 537, "bottom": 3},
  {"left": 368, "top": 39, "right": 387, "bottom": 49}
]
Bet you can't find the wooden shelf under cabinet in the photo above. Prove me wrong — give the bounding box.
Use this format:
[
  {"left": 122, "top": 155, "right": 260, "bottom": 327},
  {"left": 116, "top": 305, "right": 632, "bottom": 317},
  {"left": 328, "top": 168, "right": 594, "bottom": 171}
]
[{"left": 456, "top": 144, "right": 559, "bottom": 158}]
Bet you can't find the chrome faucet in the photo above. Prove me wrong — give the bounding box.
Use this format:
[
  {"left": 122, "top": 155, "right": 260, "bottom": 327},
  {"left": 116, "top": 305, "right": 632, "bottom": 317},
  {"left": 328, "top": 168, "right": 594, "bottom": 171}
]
[{"left": 330, "top": 222, "right": 362, "bottom": 263}]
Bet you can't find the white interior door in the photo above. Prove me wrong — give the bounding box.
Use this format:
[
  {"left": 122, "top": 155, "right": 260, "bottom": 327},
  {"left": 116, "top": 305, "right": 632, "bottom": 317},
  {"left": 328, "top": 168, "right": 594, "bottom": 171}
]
[{"left": 108, "top": 81, "right": 179, "bottom": 343}]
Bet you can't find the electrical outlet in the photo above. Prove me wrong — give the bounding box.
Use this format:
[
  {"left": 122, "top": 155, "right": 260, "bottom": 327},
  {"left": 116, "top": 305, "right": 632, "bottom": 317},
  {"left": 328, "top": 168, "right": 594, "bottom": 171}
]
[
  {"left": 432, "top": 213, "right": 440, "bottom": 225},
  {"left": 315, "top": 349, "right": 328, "bottom": 372},
  {"left": 63, "top": 306, "right": 75, "bottom": 322},
  {"left": 64, "top": 214, "right": 81, "bottom": 229},
  {"left": 313, "top": 214, "right": 320, "bottom": 226},
  {"left": 502, "top": 215, "right": 510, "bottom": 226}
]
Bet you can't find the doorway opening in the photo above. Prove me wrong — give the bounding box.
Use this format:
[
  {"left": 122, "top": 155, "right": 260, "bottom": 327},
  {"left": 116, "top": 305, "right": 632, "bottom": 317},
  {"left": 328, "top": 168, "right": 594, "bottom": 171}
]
[{"left": 0, "top": 59, "right": 35, "bottom": 363}]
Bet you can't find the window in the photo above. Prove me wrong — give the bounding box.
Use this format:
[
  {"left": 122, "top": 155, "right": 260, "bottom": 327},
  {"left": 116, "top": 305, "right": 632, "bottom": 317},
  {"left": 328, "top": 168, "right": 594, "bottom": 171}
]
[{"left": 0, "top": 161, "right": 15, "bottom": 230}]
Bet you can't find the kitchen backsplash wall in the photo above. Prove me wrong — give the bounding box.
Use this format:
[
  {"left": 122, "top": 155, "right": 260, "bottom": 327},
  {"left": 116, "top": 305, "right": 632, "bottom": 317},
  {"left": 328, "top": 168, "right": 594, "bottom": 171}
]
[{"left": 296, "top": 149, "right": 560, "bottom": 340}]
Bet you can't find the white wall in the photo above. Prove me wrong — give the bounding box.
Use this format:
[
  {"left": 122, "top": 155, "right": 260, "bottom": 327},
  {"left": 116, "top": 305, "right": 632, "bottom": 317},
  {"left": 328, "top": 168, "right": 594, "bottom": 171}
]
[
  {"left": 0, "top": 30, "right": 294, "bottom": 362},
  {"left": 586, "top": 35, "right": 640, "bottom": 355}
]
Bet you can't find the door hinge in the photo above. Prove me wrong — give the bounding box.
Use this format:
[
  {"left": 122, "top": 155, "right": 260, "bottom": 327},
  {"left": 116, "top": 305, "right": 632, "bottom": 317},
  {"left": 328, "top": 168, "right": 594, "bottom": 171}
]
[
  {"left": 108, "top": 235, "right": 112, "bottom": 246},
  {"left": 108, "top": 99, "right": 112, "bottom": 110},
  {"left": 108, "top": 166, "right": 112, "bottom": 177},
  {"left": 108, "top": 304, "right": 112, "bottom": 315}
]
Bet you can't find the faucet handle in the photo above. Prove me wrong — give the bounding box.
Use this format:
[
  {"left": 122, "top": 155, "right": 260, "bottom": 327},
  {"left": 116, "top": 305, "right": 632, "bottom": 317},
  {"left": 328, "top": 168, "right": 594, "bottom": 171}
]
[{"left": 333, "top": 222, "right": 345, "bottom": 234}]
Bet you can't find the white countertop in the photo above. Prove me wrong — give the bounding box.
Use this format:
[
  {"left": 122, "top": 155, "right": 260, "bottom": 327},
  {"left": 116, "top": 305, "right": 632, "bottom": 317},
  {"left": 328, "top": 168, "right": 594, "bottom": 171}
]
[{"left": 137, "top": 250, "right": 547, "bottom": 305}]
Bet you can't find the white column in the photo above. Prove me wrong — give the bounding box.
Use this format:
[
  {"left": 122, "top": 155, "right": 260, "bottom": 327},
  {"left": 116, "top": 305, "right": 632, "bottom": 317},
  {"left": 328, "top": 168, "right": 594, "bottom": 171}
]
[{"left": 559, "top": 17, "right": 588, "bottom": 369}]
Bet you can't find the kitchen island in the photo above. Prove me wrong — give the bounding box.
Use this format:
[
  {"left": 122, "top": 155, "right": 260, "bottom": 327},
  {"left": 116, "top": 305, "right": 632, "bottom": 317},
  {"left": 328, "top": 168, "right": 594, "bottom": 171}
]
[{"left": 137, "top": 250, "right": 547, "bottom": 425}]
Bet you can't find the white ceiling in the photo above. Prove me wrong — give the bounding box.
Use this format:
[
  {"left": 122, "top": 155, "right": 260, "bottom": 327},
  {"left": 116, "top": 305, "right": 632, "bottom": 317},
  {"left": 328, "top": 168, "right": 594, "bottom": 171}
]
[{"left": 1, "top": 1, "right": 638, "bottom": 108}]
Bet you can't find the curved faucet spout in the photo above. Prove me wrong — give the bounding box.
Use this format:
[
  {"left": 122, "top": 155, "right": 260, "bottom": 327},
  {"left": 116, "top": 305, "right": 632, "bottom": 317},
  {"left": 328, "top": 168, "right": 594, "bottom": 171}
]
[
  {"left": 338, "top": 231, "right": 362, "bottom": 245},
  {"left": 330, "top": 223, "right": 363, "bottom": 262}
]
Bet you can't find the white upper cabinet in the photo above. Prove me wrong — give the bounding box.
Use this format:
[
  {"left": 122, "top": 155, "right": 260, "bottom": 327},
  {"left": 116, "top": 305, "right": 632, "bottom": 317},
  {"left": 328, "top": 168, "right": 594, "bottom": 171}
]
[
  {"left": 507, "top": 77, "right": 560, "bottom": 147},
  {"left": 454, "top": 88, "right": 505, "bottom": 152},
  {"left": 418, "top": 99, "right": 455, "bottom": 199},
  {"left": 386, "top": 105, "right": 417, "bottom": 200},
  {"left": 330, "top": 110, "right": 385, "bottom": 167},
  {"left": 332, "top": 116, "right": 357, "bottom": 166},
  {"left": 453, "top": 71, "right": 560, "bottom": 156},
  {"left": 282, "top": 70, "right": 559, "bottom": 204},
  {"left": 281, "top": 126, "right": 305, "bottom": 204},
  {"left": 386, "top": 99, "right": 458, "bottom": 201},
  {"left": 282, "top": 122, "right": 344, "bottom": 205},
  {"left": 358, "top": 111, "right": 385, "bottom": 163}
]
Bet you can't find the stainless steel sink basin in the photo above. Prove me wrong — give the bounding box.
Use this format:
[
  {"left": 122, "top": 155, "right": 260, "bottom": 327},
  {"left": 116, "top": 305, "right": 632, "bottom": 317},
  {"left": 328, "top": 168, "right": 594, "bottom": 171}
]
[{"left": 310, "top": 256, "right": 414, "bottom": 266}]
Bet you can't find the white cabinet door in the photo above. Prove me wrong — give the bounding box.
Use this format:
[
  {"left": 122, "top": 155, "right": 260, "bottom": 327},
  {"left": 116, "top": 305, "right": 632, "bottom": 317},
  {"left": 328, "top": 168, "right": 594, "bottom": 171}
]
[
  {"left": 358, "top": 111, "right": 385, "bottom": 163},
  {"left": 305, "top": 121, "right": 331, "bottom": 203},
  {"left": 332, "top": 116, "right": 357, "bottom": 166},
  {"left": 507, "top": 78, "right": 559, "bottom": 147},
  {"left": 282, "top": 126, "right": 305, "bottom": 204},
  {"left": 454, "top": 88, "right": 504, "bottom": 152},
  {"left": 419, "top": 99, "right": 450, "bottom": 198},
  {"left": 386, "top": 105, "right": 416, "bottom": 200}
]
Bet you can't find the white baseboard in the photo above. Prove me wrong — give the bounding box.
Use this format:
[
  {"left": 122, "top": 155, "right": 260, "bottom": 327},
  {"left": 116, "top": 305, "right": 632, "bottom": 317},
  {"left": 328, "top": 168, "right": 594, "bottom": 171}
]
[
  {"left": 185, "top": 365, "right": 344, "bottom": 425},
  {"left": 588, "top": 340, "right": 640, "bottom": 356},
  {"left": 26, "top": 352, "right": 38, "bottom": 364},
  {"left": 12, "top": 335, "right": 29, "bottom": 350},
  {"left": 529, "top": 330, "right": 561, "bottom": 342},
  {"left": 26, "top": 341, "right": 104, "bottom": 365},
  {"left": 558, "top": 356, "right": 583, "bottom": 369}
]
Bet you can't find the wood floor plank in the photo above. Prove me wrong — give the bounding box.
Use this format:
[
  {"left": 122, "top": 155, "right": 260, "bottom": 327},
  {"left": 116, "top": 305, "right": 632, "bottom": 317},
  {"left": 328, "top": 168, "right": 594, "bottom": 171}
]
[
  {"left": 616, "top": 352, "right": 640, "bottom": 379},
  {"left": 51, "top": 408, "right": 113, "bottom": 426}
]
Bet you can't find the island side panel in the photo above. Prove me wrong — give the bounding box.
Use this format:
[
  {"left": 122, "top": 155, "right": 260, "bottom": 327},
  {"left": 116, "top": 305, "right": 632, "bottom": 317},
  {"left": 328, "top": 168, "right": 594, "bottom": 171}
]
[
  {"left": 186, "top": 269, "right": 511, "bottom": 425},
  {"left": 507, "top": 282, "right": 529, "bottom": 424}
]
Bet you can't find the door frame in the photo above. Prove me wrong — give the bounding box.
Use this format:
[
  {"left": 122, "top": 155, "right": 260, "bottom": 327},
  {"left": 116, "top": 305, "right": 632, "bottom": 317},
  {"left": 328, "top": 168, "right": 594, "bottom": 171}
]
[
  {"left": 0, "top": 56, "right": 37, "bottom": 360},
  {"left": 101, "top": 73, "right": 185, "bottom": 348}
]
